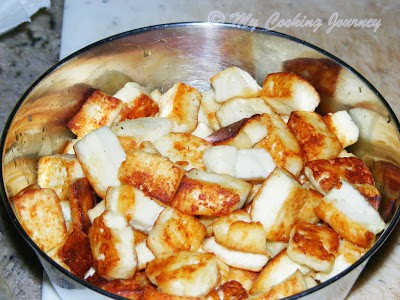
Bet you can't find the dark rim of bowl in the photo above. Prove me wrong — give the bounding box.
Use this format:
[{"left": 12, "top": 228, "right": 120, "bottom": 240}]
[{"left": 1, "top": 21, "right": 399, "bottom": 300}]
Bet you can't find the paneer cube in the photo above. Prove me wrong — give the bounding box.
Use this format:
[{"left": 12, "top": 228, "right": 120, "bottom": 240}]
[
  {"left": 37, "top": 154, "right": 85, "bottom": 201},
  {"left": 323, "top": 110, "right": 359, "bottom": 148},
  {"left": 234, "top": 148, "right": 276, "bottom": 182},
  {"left": 171, "top": 169, "right": 252, "bottom": 216},
  {"left": 250, "top": 168, "right": 306, "bottom": 242},
  {"left": 297, "top": 189, "right": 323, "bottom": 224},
  {"left": 158, "top": 82, "right": 201, "bottom": 133},
  {"left": 287, "top": 111, "right": 342, "bottom": 161},
  {"left": 207, "top": 280, "right": 248, "bottom": 299},
  {"left": 260, "top": 72, "right": 320, "bottom": 115},
  {"left": 88, "top": 211, "right": 137, "bottom": 280},
  {"left": 287, "top": 223, "right": 339, "bottom": 272},
  {"left": 226, "top": 267, "right": 259, "bottom": 291},
  {"left": 211, "top": 66, "right": 261, "bottom": 103},
  {"left": 203, "top": 145, "right": 238, "bottom": 177},
  {"left": 12, "top": 185, "right": 67, "bottom": 252},
  {"left": 201, "top": 88, "right": 221, "bottom": 130},
  {"left": 68, "top": 89, "right": 123, "bottom": 138},
  {"left": 118, "top": 150, "right": 185, "bottom": 205},
  {"left": 315, "top": 180, "right": 385, "bottom": 247},
  {"left": 87, "top": 200, "right": 105, "bottom": 224},
  {"left": 135, "top": 241, "right": 155, "bottom": 270},
  {"left": 74, "top": 126, "right": 126, "bottom": 198},
  {"left": 146, "top": 251, "right": 219, "bottom": 297}
]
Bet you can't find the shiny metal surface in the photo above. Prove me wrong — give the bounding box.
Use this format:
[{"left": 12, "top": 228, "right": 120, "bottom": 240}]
[{"left": 1, "top": 22, "right": 400, "bottom": 300}]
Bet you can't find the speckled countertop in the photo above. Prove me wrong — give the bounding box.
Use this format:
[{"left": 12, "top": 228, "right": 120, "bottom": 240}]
[{"left": 0, "top": 1, "right": 399, "bottom": 299}]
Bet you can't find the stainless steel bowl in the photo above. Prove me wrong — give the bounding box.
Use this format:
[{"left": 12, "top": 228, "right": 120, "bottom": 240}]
[{"left": 1, "top": 22, "right": 400, "bottom": 300}]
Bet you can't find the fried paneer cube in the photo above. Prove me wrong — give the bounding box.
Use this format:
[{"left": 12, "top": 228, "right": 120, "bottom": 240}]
[
  {"left": 74, "top": 126, "right": 126, "bottom": 198},
  {"left": 171, "top": 169, "right": 252, "bottom": 216},
  {"left": 304, "top": 157, "right": 375, "bottom": 195},
  {"left": 227, "top": 267, "right": 259, "bottom": 291},
  {"left": 68, "top": 89, "right": 123, "bottom": 138},
  {"left": 88, "top": 211, "right": 137, "bottom": 280},
  {"left": 216, "top": 97, "right": 272, "bottom": 127},
  {"left": 201, "top": 88, "right": 221, "bottom": 130},
  {"left": 250, "top": 168, "right": 306, "bottom": 242},
  {"left": 113, "top": 82, "right": 159, "bottom": 122},
  {"left": 249, "top": 250, "right": 309, "bottom": 295},
  {"left": 87, "top": 200, "right": 105, "bottom": 224},
  {"left": 260, "top": 72, "right": 320, "bottom": 115},
  {"left": 287, "top": 111, "right": 342, "bottom": 161},
  {"left": 287, "top": 223, "right": 339, "bottom": 272},
  {"left": 210, "top": 66, "right": 261, "bottom": 103},
  {"left": 105, "top": 185, "right": 164, "bottom": 234},
  {"left": 140, "top": 286, "right": 200, "bottom": 300},
  {"left": 153, "top": 133, "right": 212, "bottom": 171},
  {"left": 297, "top": 189, "right": 323, "bottom": 224},
  {"left": 12, "top": 185, "right": 67, "bottom": 252},
  {"left": 202, "top": 237, "right": 269, "bottom": 272},
  {"left": 158, "top": 82, "right": 201, "bottom": 133},
  {"left": 203, "top": 145, "right": 238, "bottom": 176},
  {"left": 147, "top": 207, "right": 206, "bottom": 256},
  {"left": 135, "top": 241, "right": 155, "bottom": 270},
  {"left": 213, "top": 210, "right": 268, "bottom": 254},
  {"left": 323, "top": 110, "right": 359, "bottom": 148},
  {"left": 207, "top": 280, "right": 248, "bottom": 300},
  {"left": 37, "top": 154, "right": 85, "bottom": 201},
  {"left": 146, "top": 251, "right": 219, "bottom": 297},
  {"left": 118, "top": 150, "right": 185, "bottom": 205},
  {"left": 255, "top": 112, "right": 304, "bottom": 176},
  {"left": 315, "top": 180, "right": 385, "bottom": 248},
  {"left": 68, "top": 177, "right": 97, "bottom": 234}
]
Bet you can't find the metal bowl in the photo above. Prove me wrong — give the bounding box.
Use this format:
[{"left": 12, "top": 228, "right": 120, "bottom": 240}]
[{"left": 1, "top": 22, "right": 400, "bottom": 300}]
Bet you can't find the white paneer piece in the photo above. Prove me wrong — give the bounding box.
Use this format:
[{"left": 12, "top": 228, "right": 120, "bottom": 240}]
[
  {"left": 202, "top": 237, "right": 269, "bottom": 272},
  {"left": 153, "top": 133, "right": 212, "bottom": 171},
  {"left": 113, "top": 82, "right": 150, "bottom": 103},
  {"left": 158, "top": 82, "right": 201, "bottom": 133},
  {"left": 211, "top": 66, "right": 261, "bottom": 103},
  {"left": 74, "top": 126, "right": 126, "bottom": 198},
  {"left": 265, "top": 240, "right": 288, "bottom": 259},
  {"left": 315, "top": 180, "right": 385, "bottom": 248},
  {"left": 260, "top": 72, "right": 320, "bottom": 115},
  {"left": 203, "top": 145, "right": 238, "bottom": 176},
  {"left": 323, "top": 110, "right": 359, "bottom": 148},
  {"left": 250, "top": 168, "right": 305, "bottom": 242},
  {"left": 191, "top": 121, "right": 214, "bottom": 139},
  {"left": 249, "top": 250, "right": 310, "bottom": 295},
  {"left": 105, "top": 185, "right": 164, "bottom": 234},
  {"left": 37, "top": 154, "right": 85, "bottom": 201},
  {"left": 111, "top": 117, "right": 172, "bottom": 143},
  {"left": 234, "top": 148, "right": 276, "bottom": 181},
  {"left": 60, "top": 200, "right": 72, "bottom": 232},
  {"left": 136, "top": 241, "right": 155, "bottom": 270},
  {"left": 242, "top": 118, "right": 268, "bottom": 145},
  {"left": 87, "top": 200, "right": 105, "bottom": 224},
  {"left": 146, "top": 251, "right": 219, "bottom": 297},
  {"left": 88, "top": 211, "right": 137, "bottom": 280},
  {"left": 150, "top": 89, "right": 162, "bottom": 104},
  {"left": 216, "top": 97, "right": 272, "bottom": 127},
  {"left": 338, "top": 149, "right": 356, "bottom": 158},
  {"left": 201, "top": 89, "right": 221, "bottom": 130}
]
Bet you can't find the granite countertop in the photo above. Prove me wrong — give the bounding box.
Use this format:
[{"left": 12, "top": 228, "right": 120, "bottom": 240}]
[{"left": 0, "top": 1, "right": 399, "bottom": 299}]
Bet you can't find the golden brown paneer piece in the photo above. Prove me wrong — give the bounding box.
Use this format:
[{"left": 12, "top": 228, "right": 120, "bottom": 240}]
[
  {"left": 68, "top": 89, "right": 123, "bottom": 138},
  {"left": 287, "top": 111, "right": 342, "bottom": 161},
  {"left": 12, "top": 185, "right": 67, "bottom": 252},
  {"left": 206, "top": 280, "right": 248, "bottom": 300},
  {"left": 118, "top": 150, "right": 185, "bottom": 205},
  {"left": 297, "top": 189, "right": 323, "bottom": 224}
]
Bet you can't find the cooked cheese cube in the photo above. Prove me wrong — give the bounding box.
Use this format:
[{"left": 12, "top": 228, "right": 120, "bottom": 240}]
[
  {"left": 203, "top": 237, "right": 269, "bottom": 272},
  {"left": 297, "top": 189, "right": 323, "bottom": 224},
  {"left": 68, "top": 89, "right": 123, "bottom": 138},
  {"left": 250, "top": 168, "right": 306, "bottom": 242},
  {"left": 203, "top": 145, "right": 238, "bottom": 176},
  {"left": 260, "top": 72, "right": 320, "bottom": 115},
  {"left": 208, "top": 280, "right": 248, "bottom": 299},
  {"left": 211, "top": 66, "right": 261, "bottom": 103},
  {"left": 227, "top": 267, "right": 259, "bottom": 291},
  {"left": 192, "top": 122, "right": 214, "bottom": 139},
  {"left": 265, "top": 240, "right": 287, "bottom": 258},
  {"left": 201, "top": 88, "right": 221, "bottom": 130},
  {"left": 74, "top": 126, "right": 126, "bottom": 198},
  {"left": 323, "top": 110, "right": 359, "bottom": 148},
  {"left": 147, "top": 207, "right": 206, "bottom": 256},
  {"left": 118, "top": 150, "right": 185, "bottom": 205},
  {"left": 12, "top": 185, "right": 67, "bottom": 252},
  {"left": 150, "top": 89, "right": 162, "bottom": 104},
  {"left": 105, "top": 185, "right": 164, "bottom": 234},
  {"left": 158, "top": 82, "right": 201, "bottom": 133},
  {"left": 171, "top": 169, "right": 252, "bottom": 216},
  {"left": 213, "top": 210, "right": 268, "bottom": 254},
  {"left": 153, "top": 133, "right": 212, "bottom": 171},
  {"left": 315, "top": 180, "right": 385, "bottom": 247},
  {"left": 216, "top": 97, "right": 272, "bottom": 127},
  {"left": 87, "top": 200, "right": 105, "bottom": 224},
  {"left": 234, "top": 148, "right": 276, "bottom": 181},
  {"left": 146, "top": 251, "right": 219, "bottom": 297},
  {"left": 287, "top": 111, "right": 342, "bottom": 161},
  {"left": 88, "top": 212, "right": 137, "bottom": 280},
  {"left": 287, "top": 223, "right": 339, "bottom": 272},
  {"left": 111, "top": 117, "right": 172, "bottom": 142},
  {"left": 255, "top": 112, "right": 303, "bottom": 176},
  {"left": 249, "top": 250, "right": 309, "bottom": 295},
  {"left": 135, "top": 241, "right": 155, "bottom": 270},
  {"left": 37, "top": 154, "right": 85, "bottom": 201}
]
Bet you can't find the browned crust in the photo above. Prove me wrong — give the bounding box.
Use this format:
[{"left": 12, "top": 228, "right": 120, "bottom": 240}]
[{"left": 118, "top": 94, "right": 159, "bottom": 121}]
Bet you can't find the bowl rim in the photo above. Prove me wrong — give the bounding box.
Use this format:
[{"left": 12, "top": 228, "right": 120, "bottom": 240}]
[{"left": 1, "top": 21, "right": 399, "bottom": 299}]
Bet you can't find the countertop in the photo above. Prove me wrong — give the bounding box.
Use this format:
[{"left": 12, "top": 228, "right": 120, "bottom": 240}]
[{"left": 0, "top": 0, "right": 399, "bottom": 299}]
